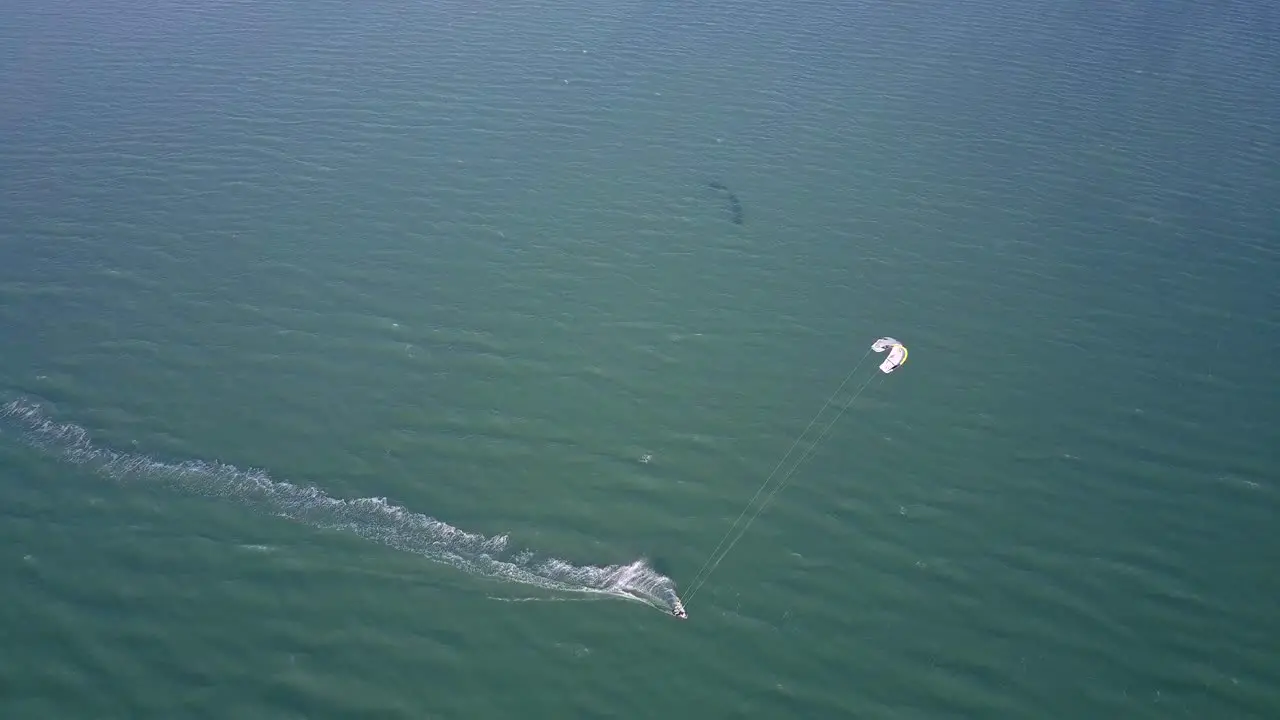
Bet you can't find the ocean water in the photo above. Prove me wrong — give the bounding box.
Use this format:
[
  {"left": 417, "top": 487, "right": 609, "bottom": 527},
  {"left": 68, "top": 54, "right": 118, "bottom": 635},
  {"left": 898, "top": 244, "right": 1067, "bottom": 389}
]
[{"left": 1, "top": 0, "right": 1277, "bottom": 717}]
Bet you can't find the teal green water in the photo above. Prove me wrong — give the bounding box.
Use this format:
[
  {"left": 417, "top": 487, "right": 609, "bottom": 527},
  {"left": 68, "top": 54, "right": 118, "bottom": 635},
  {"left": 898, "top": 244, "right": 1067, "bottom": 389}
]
[{"left": 3, "top": 0, "right": 1277, "bottom": 717}]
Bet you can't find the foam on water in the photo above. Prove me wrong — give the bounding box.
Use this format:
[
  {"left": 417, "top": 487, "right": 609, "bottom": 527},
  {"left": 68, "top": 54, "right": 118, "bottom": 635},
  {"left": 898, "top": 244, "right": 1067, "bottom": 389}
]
[{"left": 1, "top": 398, "right": 682, "bottom": 614}]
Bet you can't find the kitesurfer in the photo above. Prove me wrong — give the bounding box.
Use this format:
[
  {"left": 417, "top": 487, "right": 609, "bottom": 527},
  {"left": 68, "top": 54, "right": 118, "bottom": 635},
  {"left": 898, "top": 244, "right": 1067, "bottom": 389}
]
[{"left": 671, "top": 598, "right": 688, "bottom": 619}]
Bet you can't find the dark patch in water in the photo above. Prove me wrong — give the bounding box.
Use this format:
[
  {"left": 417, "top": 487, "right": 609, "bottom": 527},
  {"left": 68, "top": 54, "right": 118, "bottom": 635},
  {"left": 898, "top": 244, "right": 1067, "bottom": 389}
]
[
  {"left": 649, "top": 556, "right": 674, "bottom": 577},
  {"left": 706, "top": 181, "right": 744, "bottom": 225}
]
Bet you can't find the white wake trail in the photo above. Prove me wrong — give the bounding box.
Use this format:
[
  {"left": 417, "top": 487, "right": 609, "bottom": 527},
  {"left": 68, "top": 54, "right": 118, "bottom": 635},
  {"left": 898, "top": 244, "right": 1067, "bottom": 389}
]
[{"left": 1, "top": 398, "right": 682, "bottom": 615}]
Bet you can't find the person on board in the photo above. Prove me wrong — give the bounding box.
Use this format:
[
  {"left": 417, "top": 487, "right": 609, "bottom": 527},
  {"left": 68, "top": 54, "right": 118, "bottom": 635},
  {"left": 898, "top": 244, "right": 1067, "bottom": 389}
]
[{"left": 671, "top": 599, "right": 688, "bottom": 619}]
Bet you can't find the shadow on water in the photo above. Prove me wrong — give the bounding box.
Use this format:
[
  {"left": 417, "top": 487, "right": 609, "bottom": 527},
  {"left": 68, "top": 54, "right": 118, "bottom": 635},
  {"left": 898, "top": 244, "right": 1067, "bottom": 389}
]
[
  {"left": 706, "top": 180, "right": 744, "bottom": 225},
  {"left": 649, "top": 555, "right": 674, "bottom": 578}
]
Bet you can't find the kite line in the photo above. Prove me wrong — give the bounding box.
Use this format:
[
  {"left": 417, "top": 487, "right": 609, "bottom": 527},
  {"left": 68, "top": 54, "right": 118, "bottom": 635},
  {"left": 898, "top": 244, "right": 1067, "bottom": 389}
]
[{"left": 682, "top": 337, "right": 908, "bottom": 606}]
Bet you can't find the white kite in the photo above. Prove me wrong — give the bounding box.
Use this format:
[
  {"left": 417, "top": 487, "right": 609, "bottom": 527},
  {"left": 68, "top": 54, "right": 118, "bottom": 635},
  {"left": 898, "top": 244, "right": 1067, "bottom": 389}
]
[{"left": 871, "top": 337, "right": 908, "bottom": 374}]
